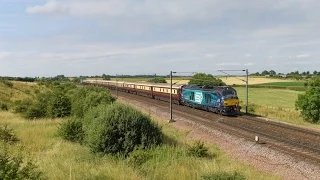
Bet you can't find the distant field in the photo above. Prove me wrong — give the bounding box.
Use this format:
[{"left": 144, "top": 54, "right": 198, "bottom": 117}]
[
  {"left": 256, "top": 81, "right": 307, "bottom": 87},
  {"left": 234, "top": 87, "right": 303, "bottom": 109},
  {"left": 220, "top": 77, "right": 296, "bottom": 85},
  {"left": 101, "top": 77, "right": 298, "bottom": 86}
]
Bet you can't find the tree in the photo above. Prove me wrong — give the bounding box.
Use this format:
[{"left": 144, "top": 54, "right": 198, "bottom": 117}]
[
  {"left": 313, "top": 71, "right": 318, "bottom": 75},
  {"left": 269, "top": 70, "right": 276, "bottom": 75},
  {"left": 261, "top": 70, "right": 270, "bottom": 75},
  {"left": 102, "top": 74, "right": 110, "bottom": 80},
  {"left": 188, "top": 73, "right": 226, "bottom": 86},
  {"left": 295, "top": 77, "right": 320, "bottom": 123}
]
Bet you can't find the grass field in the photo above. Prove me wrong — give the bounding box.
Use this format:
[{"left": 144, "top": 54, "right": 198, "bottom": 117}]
[
  {"left": 235, "top": 87, "right": 320, "bottom": 128},
  {"left": 0, "top": 111, "right": 278, "bottom": 180},
  {"left": 256, "top": 81, "right": 307, "bottom": 87}
]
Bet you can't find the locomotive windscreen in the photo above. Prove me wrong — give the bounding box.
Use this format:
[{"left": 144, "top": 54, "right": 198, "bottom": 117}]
[{"left": 222, "top": 88, "right": 237, "bottom": 99}]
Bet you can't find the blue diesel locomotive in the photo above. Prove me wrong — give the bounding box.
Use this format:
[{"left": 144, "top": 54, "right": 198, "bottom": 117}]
[{"left": 180, "top": 84, "right": 241, "bottom": 115}]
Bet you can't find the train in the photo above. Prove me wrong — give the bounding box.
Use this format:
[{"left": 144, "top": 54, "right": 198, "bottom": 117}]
[{"left": 82, "top": 79, "right": 241, "bottom": 116}]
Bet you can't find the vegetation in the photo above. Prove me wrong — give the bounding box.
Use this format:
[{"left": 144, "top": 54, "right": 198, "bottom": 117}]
[
  {"left": 295, "top": 77, "right": 320, "bottom": 123},
  {"left": 188, "top": 73, "right": 226, "bottom": 86},
  {"left": 0, "top": 150, "right": 45, "bottom": 180},
  {"left": 82, "top": 103, "right": 163, "bottom": 156},
  {"left": 147, "top": 77, "right": 167, "bottom": 83},
  {"left": 201, "top": 171, "right": 245, "bottom": 180}
]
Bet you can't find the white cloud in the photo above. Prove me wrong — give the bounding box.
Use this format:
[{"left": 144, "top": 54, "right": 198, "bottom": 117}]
[
  {"left": 296, "top": 54, "right": 310, "bottom": 58},
  {"left": 216, "top": 62, "right": 241, "bottom": 66},
  {"left": 244, "top": 62, "right": 254, "bottom": 66},
  {"left": 268, "top": 56, "right": 273, "bottom": 59},
  {"left": 205, "top": 53, "right": 218, "bottom": 58},
  {"left": 245, "top": 53, "right": 251, "bottom": 57},
  {"left": 0, "top": 52, "right": 10, "bottom": 59},
  {"left": 26, "top": 0, "right": 69, "bottom": 15}
]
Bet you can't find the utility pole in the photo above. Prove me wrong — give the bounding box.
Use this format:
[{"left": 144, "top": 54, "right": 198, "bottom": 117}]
[
  {"left": 170, "top": 71, "right": 173, "bottom": 122},
  {"left": 217, "top": 69, "right": 249, "bottom": 114},
  {"left": 245, "top": 69, "right": 249, "bottom": 114},
  {"left": 116, "top": 73, "right": 118, "bottom": 98}
]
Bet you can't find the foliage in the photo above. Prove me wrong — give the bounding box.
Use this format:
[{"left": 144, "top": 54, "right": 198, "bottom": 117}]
[
  {"left": 0, "top": 125, "right": 19, "bottom": 144},
  {"left": 46, "top": 91, "right": 72, "bottom": 119},
  {"left": 83, "top": 103, "right": 163, "bottom": 156},
  {"left": 307, "top": 77, "right": 320, "bottom": 87},
  {"left": 187, "top": 141, "right": 210, "bottom": 158},
  {"left": 147, "top": 77, "right": 167, "bottom": 83},
  {"left": 0, "top": 103, "right": 8, "bottom": 111},
  {"left": 102, "top": 73, "right": 111, "bottom": 80},
  {"left": 295, "top": 87, "right": 320, "bottom": 123},
  {"left": 0, "top": 151, "right": 45, "bottom": 180},
  {"left": 13, "top": 99, "right": 33, "bottom": 114},
  {"left": 57, "top": 118, "right": 84, "bottom": 143},
  {"left": 188, "top": 73, "right": 226, "bottom": 86},
  {"left": 201, "top": 171, "right": 245, "bottom": 180},
  {"left": 67, "top": 86, "right": 115, "bottom": 118},
  {"left": 127, "top": 148, "right": 152, "bottom": 168},
  {"left": 0, "top": 79, "right": 13, "bottom": 88}
]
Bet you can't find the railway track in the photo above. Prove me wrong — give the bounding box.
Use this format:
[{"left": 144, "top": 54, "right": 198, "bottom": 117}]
[{"left": 111, "top": 90, "right": 320, "bottom": 165}]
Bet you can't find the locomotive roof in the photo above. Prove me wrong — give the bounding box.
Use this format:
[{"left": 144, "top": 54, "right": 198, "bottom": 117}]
[
  {"left": 182, "top": 84, "right": 236, "bottom": 92},
  {"left": 84, "top": 80, "right": 184, "bottom": 88}
]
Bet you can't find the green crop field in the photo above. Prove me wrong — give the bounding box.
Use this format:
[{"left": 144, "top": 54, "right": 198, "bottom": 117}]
[
  {"left": 234, "top": 87, "right": 303, "bottom": 109},
  {"left": 256, "top": 81, "right": 307, "bottom": 87}
]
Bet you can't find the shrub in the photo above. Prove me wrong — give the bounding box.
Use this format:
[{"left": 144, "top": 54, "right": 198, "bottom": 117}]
[
  {"left": 13, "top": 99, "right": 33, "bottom": 114},
  {"left": 0, "top": 103, "right": 8, "bottom": 111},
  {"left": 127, "top": 148, "right": 151, "bottom": 167},
  {"left": 46, "top": 91, "right": 71, "bottom": 118},
  {"left": 68, "top": 86, "right": 115, "bottom": 118},
  {"left": 0, "top": 151, "right": 45, "bottom": 180},
  {"left": 58, "top": 118, "right": 84, "bottom": 143},
  {"left": 201, "top": 171, "right": 245, "bottom": 180},
  {"left": 187, "top": 141, "right": 209, "bottom": 158},
  {"left": 0, "top": 125, "right": 19, "bottom": 144},
  {"left": 83, "top": 103, "right": 163, "bottom": 156},
  {"left": 295, "top": 87, "right": 320, "bottom": 123}
]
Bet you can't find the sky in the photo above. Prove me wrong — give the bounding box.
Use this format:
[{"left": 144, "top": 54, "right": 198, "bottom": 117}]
[{"left": 0, "top": 0, "right": 320, "bottom": 77}]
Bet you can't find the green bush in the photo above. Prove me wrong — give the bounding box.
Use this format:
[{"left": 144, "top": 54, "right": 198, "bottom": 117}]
[
  {"left": 46, "top": 91, "right": 71, "bottom": 118},
  {"left": 13, "top": 99, "right": 33, "bottom": 114},
  {"left": 68, "top": 86, "right": 115, "bottom": 118},
  {"left": 0, "top": 125, "right": 19, "bottom": 144},
  {"left": 187, "top": 141, "right": 209, "bottom": 158},
  {"left": 127, "top": 148, "right": 151, "bottom": 167},
  {"left": 295, "top": 87, "right": 320, "bottom": 123},
  {"left": 0, "top": 151, "right": 45, "bottom": 180},
  {"left": 201, "top": 171, "right": 245, "bottom": 180},
  {"left": 0, "top": 103, "right": 8, "bottom": 111},
  {"left": 58, "top": 118, "right": 84, "bottom": 143},
  {"left": 83, "top": 103, "right": 163, "bottom": 156}
]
